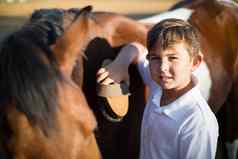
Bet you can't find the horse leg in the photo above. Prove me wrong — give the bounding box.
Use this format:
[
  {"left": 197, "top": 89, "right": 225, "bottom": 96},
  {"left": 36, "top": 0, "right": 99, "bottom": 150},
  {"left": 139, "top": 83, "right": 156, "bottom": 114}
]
[
  {"left": 218, "top": 83, "right": 238, "bottom": 159},
  {"left": 226, "top": 140, "right": 238, "bottom": 159}
]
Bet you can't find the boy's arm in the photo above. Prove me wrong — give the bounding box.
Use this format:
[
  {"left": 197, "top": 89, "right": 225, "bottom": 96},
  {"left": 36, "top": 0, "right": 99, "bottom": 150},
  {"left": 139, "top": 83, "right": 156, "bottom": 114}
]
[{"left": 97, "top": 42, "right": 148, "bottom": 85}]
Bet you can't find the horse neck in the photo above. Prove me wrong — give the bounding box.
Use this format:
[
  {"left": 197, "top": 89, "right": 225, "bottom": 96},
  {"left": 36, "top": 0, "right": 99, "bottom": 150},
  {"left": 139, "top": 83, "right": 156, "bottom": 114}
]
[
  {"left": 196, "top": 1, "right": 238, "bottom": 81},
  {"left": 214, "top": 1, "right": 238, "bottom": 69},
  {"left": 93, "top": 12, "right": 148, "bottom": 47},
  {"left": 228, "top": 9, "right": 238, "bottom": 80},
  {"left": 110, "top": 19, "right": 148, "bottom": 46},
  {"left": 171, "top": 0, "right": 220, "bottom": 15},
  {"left": 188, "top": 0, "right": 217, "bottom": 6}
]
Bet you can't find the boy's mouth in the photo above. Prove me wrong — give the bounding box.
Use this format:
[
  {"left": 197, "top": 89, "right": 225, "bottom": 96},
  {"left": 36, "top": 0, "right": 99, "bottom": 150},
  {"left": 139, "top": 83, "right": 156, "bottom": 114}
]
[{"left": 159, "top": 75, "right": 172, "bottom": 81}]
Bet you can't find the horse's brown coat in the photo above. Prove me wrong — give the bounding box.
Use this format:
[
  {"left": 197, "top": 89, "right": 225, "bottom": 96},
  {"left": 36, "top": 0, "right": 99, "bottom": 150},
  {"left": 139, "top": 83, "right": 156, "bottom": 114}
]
[{"left": 0, "top": 6, "right": 101, "bottom": 159}]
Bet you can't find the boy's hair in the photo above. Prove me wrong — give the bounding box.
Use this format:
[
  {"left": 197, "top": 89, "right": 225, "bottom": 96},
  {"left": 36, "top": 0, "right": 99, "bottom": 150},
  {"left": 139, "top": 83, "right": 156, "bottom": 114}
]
[{"left": 147, "top": 18, "right": 200, "bottom": 57}]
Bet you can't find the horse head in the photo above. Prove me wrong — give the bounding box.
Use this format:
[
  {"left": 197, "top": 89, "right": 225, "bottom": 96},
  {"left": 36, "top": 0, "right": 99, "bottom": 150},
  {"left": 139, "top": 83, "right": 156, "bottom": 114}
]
[{"left": 0, "top": 5, "right": 101, "bottom": 159}]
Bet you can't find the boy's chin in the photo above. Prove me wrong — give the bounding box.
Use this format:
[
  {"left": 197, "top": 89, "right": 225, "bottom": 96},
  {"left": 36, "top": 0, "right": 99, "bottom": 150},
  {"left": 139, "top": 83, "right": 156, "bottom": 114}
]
[
  {"left": 161, "top": 86, "right": 173, "bottom": 90},
  {"left": 158, "top": 82, "right": 173, "bottom": 90}
]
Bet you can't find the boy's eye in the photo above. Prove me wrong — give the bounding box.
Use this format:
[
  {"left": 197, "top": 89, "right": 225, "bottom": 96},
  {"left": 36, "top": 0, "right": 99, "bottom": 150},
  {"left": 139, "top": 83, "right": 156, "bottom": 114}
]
[{"left": 168, "top": 56, "right": 178, "bottom": 61}]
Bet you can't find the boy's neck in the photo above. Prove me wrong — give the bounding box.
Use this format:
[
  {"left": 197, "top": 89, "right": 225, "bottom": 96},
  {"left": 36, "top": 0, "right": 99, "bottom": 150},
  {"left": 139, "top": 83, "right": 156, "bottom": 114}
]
[{"left": 160, "top": 80, "right": 195, "bottom": 107}]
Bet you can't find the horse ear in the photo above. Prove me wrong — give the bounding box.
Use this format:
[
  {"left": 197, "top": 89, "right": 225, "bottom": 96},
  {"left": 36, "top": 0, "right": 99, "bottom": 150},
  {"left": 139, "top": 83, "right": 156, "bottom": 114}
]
[
  {"left": 51, "top": 6, "right": 94, "bottom": 76},
  {"left": 81, "top": 5, "right": 93, "bottom": 13},
  {"left": 68, "top": 6, "right": 93, "bottom": 15},
  {"left": 69, "top": 6, "right": 93, "bottom": 20}
]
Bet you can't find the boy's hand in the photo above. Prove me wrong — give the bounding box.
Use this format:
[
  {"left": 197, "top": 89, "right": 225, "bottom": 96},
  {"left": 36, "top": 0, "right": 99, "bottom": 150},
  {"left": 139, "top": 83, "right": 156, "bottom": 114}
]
[
  {"left": 97, "top": 60, "right": 129, "bottom": 85},
  {"left": 97, "top": 42, "right": 147, "bottom": 85}
]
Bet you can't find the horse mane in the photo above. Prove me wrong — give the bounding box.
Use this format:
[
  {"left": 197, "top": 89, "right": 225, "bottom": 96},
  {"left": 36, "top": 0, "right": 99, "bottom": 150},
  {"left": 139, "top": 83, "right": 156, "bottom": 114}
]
[
  {"left": 0, "top": 20, "right": 63, "bottom": 135},
  {"left": 30, "top": 8, "right": 65, "bottom": 43},
  {"left": 29, "top": 7, "right": 86, "bottom": 40}
]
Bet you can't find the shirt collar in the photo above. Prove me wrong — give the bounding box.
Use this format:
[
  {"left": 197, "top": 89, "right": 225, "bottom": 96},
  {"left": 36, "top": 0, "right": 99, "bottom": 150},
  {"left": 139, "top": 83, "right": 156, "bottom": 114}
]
[{"left": 152, "top": 75, "right": 200, "bottom": 121}]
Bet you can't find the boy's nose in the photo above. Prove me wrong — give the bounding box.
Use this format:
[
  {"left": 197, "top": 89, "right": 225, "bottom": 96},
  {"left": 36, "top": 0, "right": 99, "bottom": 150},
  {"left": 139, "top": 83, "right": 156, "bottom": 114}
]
[{"left": 160, "top": 61, "right": 169, "bottom": 72}]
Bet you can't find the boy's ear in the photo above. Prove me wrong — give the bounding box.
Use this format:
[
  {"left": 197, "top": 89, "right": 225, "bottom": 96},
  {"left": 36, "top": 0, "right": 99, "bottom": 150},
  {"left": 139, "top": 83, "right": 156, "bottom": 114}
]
[{"left": 191, "top": 51, "right": 203, "bottom": 72}]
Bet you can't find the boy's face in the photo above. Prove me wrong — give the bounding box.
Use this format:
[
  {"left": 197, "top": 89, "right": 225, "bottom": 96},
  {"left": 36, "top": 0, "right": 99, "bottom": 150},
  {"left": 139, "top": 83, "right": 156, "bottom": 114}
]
[{"left": 148, "top": 42, "right": 200, "bottom": 91}]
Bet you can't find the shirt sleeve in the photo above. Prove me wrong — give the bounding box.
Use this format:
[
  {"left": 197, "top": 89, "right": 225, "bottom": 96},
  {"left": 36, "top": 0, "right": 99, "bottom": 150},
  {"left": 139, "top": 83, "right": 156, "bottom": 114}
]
[
  {"left": 137, "top": 53, "right": 153, "bottom": 87},
  {"left": 178, "top": 126, "right": 218, "bottom": 159}
]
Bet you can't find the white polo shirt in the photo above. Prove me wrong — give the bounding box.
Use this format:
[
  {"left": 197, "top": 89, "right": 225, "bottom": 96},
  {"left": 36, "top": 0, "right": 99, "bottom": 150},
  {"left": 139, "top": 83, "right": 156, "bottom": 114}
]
[{"left": 137, "top": 56, "right": 219, "bottom": 159}]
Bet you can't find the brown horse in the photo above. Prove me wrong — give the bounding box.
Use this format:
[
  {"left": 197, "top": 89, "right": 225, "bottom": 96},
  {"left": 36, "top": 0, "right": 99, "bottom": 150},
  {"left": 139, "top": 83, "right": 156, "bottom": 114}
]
[{"left": 0, "top": 6, "right": 101, "bottom": 159}]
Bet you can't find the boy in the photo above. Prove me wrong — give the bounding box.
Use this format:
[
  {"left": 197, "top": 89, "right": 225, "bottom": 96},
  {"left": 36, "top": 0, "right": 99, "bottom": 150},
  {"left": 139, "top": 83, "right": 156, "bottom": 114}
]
[{"left": 97, "top": 18, "right": 219, "bottom": 159}]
